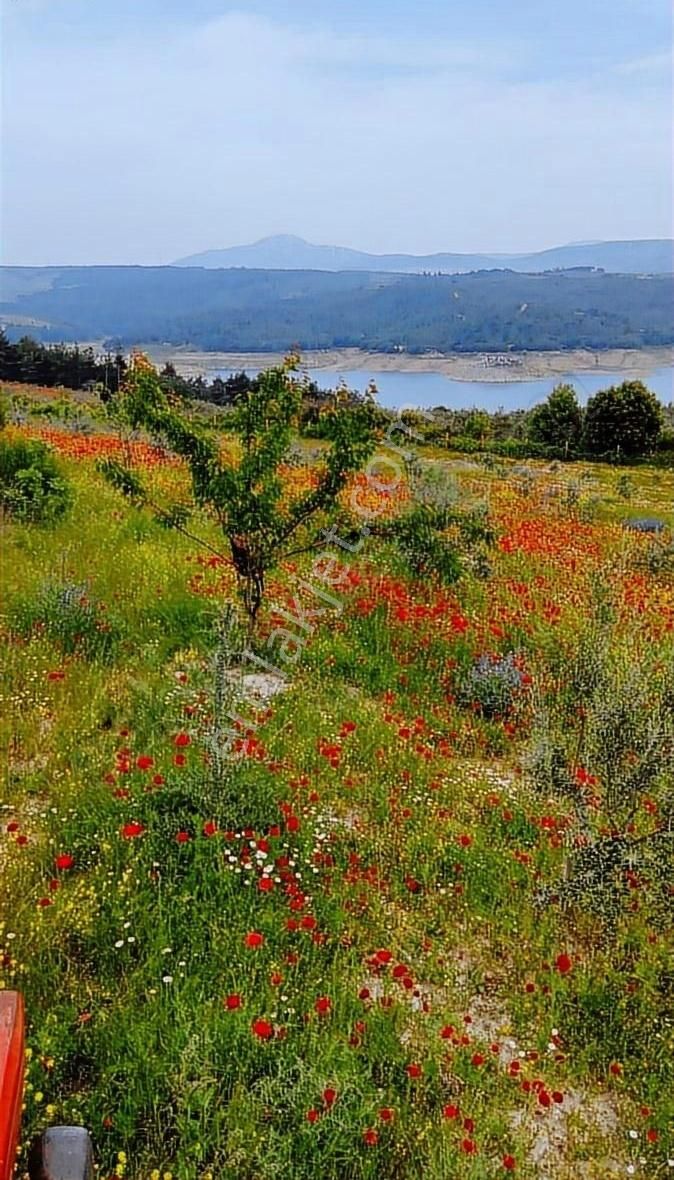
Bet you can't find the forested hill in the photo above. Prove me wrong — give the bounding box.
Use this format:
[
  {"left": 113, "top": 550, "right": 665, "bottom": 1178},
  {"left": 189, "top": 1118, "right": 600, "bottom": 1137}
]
[{"left": 1, "top": 265, "right": 672, "bottom": 353}]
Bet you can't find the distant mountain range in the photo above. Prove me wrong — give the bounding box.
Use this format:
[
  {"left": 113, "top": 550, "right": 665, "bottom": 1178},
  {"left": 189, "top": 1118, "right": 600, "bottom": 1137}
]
[{"left": 173, "top": 234, "right": 674, "bottom": 275}]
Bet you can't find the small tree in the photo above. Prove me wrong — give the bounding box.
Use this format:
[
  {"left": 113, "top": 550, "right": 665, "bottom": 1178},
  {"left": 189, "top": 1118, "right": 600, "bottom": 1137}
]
[
  {"left": 99, "top": 355, "right": 375, "bottom": 635},
  {"left": 463, "top": 409, "right": 492, "bottom": 443},
  {"left": 527, "top": 383, "right": 583, "bottom": 453},
  {"left": 583, "top": 381, "right": 663, "bottom": 458}
]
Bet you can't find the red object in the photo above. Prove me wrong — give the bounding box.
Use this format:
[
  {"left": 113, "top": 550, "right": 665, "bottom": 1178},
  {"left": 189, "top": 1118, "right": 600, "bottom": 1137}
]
[{"left": 0, "top": 992, "right": 25, "bottom": 1180}]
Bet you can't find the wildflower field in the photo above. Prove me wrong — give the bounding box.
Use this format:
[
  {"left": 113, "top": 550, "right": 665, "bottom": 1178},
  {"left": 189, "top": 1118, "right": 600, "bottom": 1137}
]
[{"left": 1, "top": 380, "right": 673, "bottom": 1180}]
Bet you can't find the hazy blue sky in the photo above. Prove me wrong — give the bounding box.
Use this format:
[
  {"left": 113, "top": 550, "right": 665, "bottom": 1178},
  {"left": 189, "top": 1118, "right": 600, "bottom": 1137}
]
[{"left": 1, "top": 0, "right": 672, "bottom": 264}]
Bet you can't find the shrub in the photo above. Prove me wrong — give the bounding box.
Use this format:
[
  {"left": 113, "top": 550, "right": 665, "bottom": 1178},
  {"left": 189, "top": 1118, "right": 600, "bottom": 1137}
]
[
  {"left": 528, "top": 652, "right": 673, "bottom": 935},
  {"left": 527, "top": 383, "right": 583, "bottom": 453},
  {"left": 459, "top": 652, "right": 528, "bottom": 718},
  {"left": 623, "top": 517, "right": 666, "bottom": 534},
  {"left": 0, "top": 434, "right": 72, "bottom": 522},
  {"left": 616, "top": 473, "right": 634, "bottom": 500},
  {"left": 379, "top": 497, "right": 493, "bottom": 585},
  {"left": 9, "top": 581, "right": 120, "bottom": 660},
  {"left": 583, "top": 381, "right": 664, "bottom": 458}
]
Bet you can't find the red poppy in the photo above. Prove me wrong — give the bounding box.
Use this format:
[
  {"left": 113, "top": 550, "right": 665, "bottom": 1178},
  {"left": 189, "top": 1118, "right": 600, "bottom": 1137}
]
[
  {"left": 203, "top": 821, "right": 218, "bottom": 837},
  {"left": 174, "top": 733, "right": 191, "bottom": 748},
  {"left": 461, "top": 1139, "right": 477, "bottom": 1154},
  {"left": 224, "top": 994, "right": 242, "bottom": 1010},
  {"left": 362, "top": 1129, "right": 379, "bottom": 1146},
  {"left": 121, "top": 822, "right": 145, "bottom": 839},
  {"left": 136, "top": 755, "right": 154, "bottom": 770},
  {"left": 503, "top": 1155, "right": 517, "bottom": 1170},
  {"left": 258, "top": 877, "right": 274, "bottom": 892},
  {"left": 322, "top": 1087, "right": 337, "bottom": 1107},
  {"left": 54, "top": 854, "right": 74, "bottom": 871},
  {"left": 554, "top": 952, "right": 573, "bottom": 975},
  {"left": 245, "top": 931, "right": 265, "bottom": 949},
  {"left": 306, "top": 1109, "right": 320, "bottom": 1124},
  {"left": 251, "top": 1018, "right": 273, "bottom": 1039},
  {"left": 175, "top": 830, "right": 191, "bottom": 843},
  {"left": 315, "top": 996, "right": 332, "bottom": 1015},
  {"left": 406, "top": 1063, "right": 422, "bottom": 1079},
  {"left": 379, "top": 1107, "right": 394, "bottom": 1122},
  {"left": 443, "top": 1104, "right": 460, "bottom": 1119}
]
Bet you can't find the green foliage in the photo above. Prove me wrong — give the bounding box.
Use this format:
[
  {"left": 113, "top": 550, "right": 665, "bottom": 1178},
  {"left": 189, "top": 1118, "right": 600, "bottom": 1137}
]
[
  {"left": 101, "top": 356, "right": 376, "bottom": 631},
  {"left": 0, "top": 329, "right": 127, "bottom": 394},
  {"left": 9, "top": 581, "right": 120, "bottom": 660},
  {"left": 616, "top": 473, "right": 635, "bottom": 500},
  {"left": 380, "top": 502, "right": 493, "bottom": 585},
  {"left": 0, "top": 434, "right": 72, "bottom": 522},
  {"left": 2, "top": 268, "right": 673, "bottom": 353},
  {"left": 462, "top": 409, "right": 492, "bottom": 442},
  {"left": 529, "top": 648, "right": 673, "bottom": 935},
  {"left": 459, "top": 652, "right": 529, "bottom": 719},
  {"left": 527, "top": 383, "right": 583, "bottom": 453},
  {"left": 583, "top": 380, "right": 664, "bottom": 458}
]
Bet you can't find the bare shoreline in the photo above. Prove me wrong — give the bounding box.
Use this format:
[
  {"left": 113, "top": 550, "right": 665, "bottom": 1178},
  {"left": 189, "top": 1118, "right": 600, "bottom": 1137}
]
[{"left": 143, "top": 344, "right": 674, "bottom": 384}]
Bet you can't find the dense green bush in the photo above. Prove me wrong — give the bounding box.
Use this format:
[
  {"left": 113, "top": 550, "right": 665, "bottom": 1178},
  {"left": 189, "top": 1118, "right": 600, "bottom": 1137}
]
[
  {"left": 527, "top": 383, "right": 584, "bottom": 452},
  {"left": 0, "top": 434, "right": 72, "bottom": 522},
  {"left": 583, "top": 380, "right": 664, "bottom": 458},
  {"left": 447, "top": 435, "right": 566, "bottom": 460}
]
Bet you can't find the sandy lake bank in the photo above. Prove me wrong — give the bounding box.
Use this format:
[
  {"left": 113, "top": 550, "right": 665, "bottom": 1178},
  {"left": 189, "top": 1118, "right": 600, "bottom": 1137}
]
[{"left": 142, "top": 344, "right": 674, "bottom": 384}]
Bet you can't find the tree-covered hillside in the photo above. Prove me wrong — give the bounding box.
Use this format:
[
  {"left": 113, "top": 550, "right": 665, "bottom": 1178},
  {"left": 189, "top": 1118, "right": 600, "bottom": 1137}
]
[{"left": 1, "top": 266, "right": 672, "bottom": 353}]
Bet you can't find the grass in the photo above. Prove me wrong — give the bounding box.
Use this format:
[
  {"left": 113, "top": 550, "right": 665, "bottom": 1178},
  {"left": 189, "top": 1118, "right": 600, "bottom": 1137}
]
[{"left": 0, "top": 389, "right": 672, "bottom": 1179}]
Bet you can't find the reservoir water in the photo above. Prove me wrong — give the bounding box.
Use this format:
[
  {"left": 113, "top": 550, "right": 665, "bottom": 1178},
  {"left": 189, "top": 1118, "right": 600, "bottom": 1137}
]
[{"left": 214, "top": 365, "right": 674, "bottom": 412}]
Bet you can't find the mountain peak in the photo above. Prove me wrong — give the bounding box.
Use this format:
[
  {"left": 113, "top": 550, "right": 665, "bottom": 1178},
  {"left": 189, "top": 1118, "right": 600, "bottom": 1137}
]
[
  {"left": 252, "top": 234, "right": 310, "bottom": 246},
  {"left": 173, "top": 236, "right": 674, "bottom": 275}
]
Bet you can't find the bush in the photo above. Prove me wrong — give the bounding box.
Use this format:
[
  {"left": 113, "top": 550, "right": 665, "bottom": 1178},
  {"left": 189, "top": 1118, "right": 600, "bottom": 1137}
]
[
  {"left": 9, "top": 582, "right": 120, "bottom": 660},
  {"left": 459, "top": 652, "right": 528, "bottom": 718},
  {"left": 583, "top": 381, "right": 664, "bottom": 458},
  {"left": 528, "top": 650, "right": 673, "bottom": 934},
  {"left": 0, "top": 434, "right": 72, "bottom": 522},
  {"left": 527, "top": 383, "right": 584, "bottom": 452},
  {"left": 623, "top": 517, "right": 666, "bottom": 534},
  {"left": 447, "top": 435, "right": 566, "bottom": 460}
]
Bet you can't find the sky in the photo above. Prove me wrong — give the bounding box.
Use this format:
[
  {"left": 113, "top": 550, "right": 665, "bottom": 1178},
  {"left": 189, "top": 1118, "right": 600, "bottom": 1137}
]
[{"left": 1, "top": 0, "right": 672, "bottom": 265}]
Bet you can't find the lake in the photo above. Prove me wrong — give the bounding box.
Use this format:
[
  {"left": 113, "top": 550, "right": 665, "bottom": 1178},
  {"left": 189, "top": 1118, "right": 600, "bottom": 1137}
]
[{"left": 213, "top": 364, "right": 674, "bottom": 412}]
